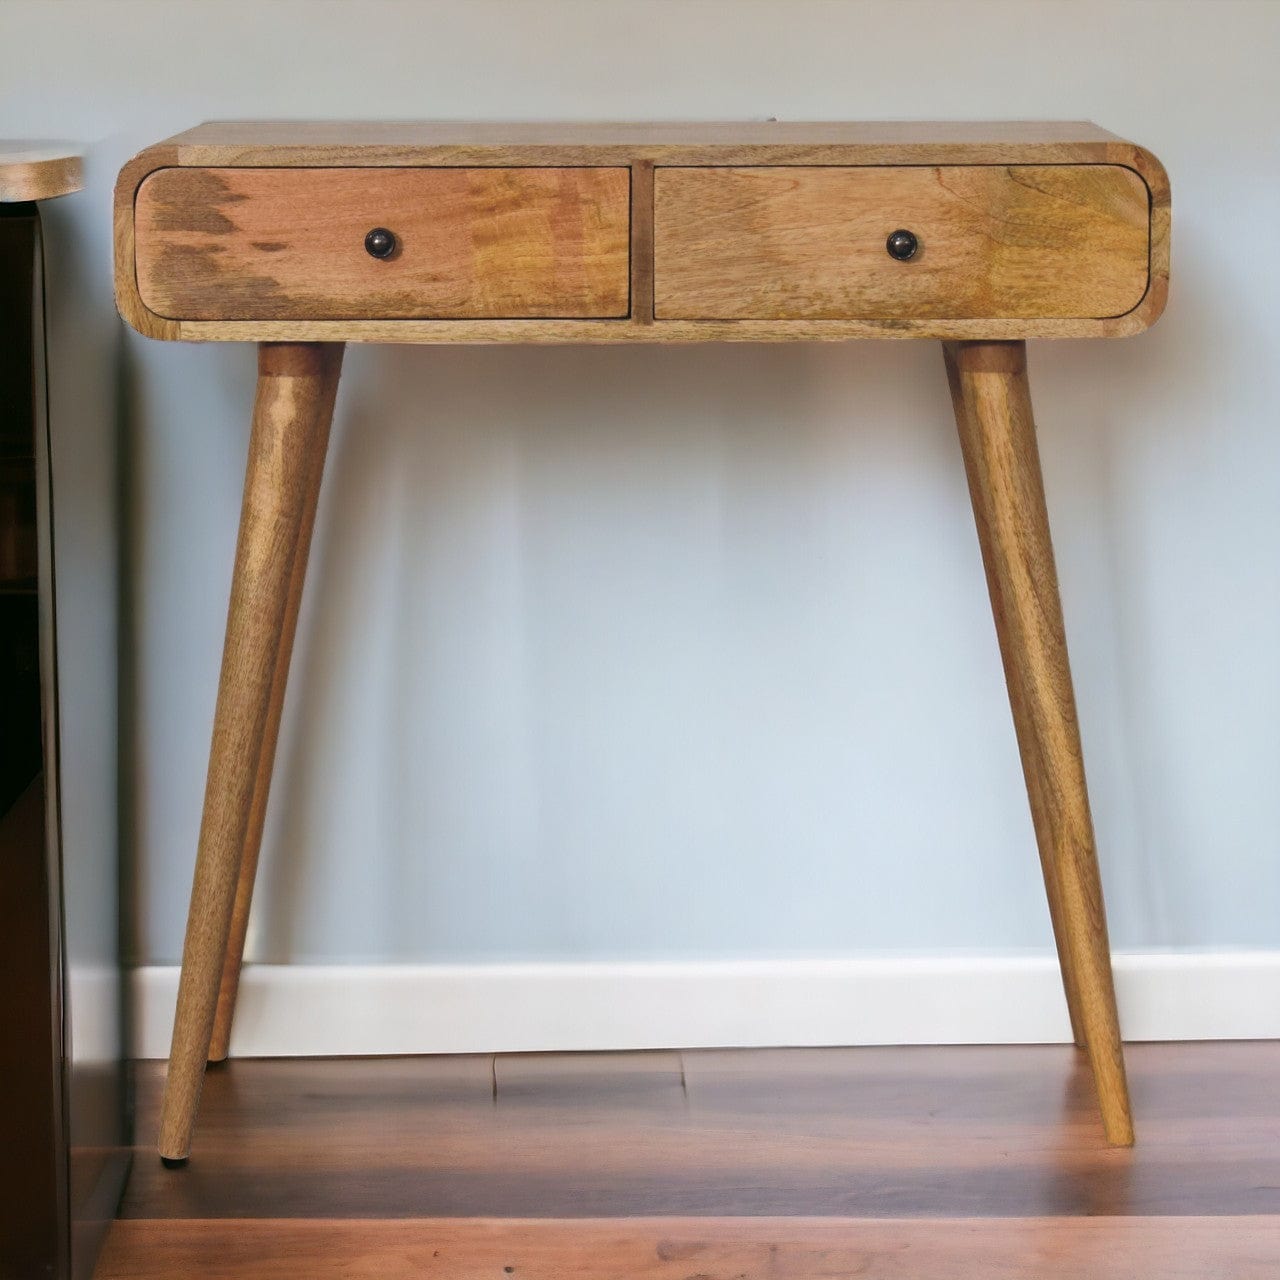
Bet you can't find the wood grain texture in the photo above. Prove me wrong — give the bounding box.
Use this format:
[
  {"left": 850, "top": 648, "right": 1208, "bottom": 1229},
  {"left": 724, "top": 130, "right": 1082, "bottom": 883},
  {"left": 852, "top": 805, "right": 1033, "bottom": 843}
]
[
  {"left": 135, "top": 167, "right": 630, "bottom": 321},
  {"left": 121, "top": 1045, "right": 1280, "bottom": 1220},
  {"left": 942, "top": 345, "right": 1085, "bottom": 1049},
  {"left": 158, "top": 343, "right": 343, "bottom": 1161},
  {"left": 630, "top": 159, "right": 655, "bottom": 324},
  {"left": 0, "top": 142, "right": 82, "bottom": 202},
  {"left": 654, "top": 166, "right": 1150, "bottom": 320},
  {"left": 206, "top": 350, "right": 332, "bottom": 1062},
  {"left": 149, "top": 119, "right": 1141, "bottom": 159},
  {"left": 945, "top": 341, "right": 1130, "bottom": 1144},
  {"left": 94, "top": 1215, "right": 1280, "bottom": 1280},
  {"left": 113, "top": 121, "right": 1169, "bottom": 342},
  {"left": 100, "top": 1045, "right": 1280, "bottom": 1276}
]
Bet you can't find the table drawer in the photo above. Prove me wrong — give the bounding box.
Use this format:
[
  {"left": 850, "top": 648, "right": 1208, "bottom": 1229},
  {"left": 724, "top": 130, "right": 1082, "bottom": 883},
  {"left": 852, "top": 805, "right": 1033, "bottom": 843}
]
[
  {"left": 654, "top": 166, "right": 1151, "bottom": 321},
  {"left": 134, "top": 167, "right": 631, "bottom": 321}
]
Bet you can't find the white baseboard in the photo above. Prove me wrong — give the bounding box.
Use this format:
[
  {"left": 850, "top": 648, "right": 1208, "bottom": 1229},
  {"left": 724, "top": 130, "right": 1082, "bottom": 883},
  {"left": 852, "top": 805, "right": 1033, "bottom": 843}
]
[{"left": 128, "top": 951, "right": 1280, "bottom": 1059}]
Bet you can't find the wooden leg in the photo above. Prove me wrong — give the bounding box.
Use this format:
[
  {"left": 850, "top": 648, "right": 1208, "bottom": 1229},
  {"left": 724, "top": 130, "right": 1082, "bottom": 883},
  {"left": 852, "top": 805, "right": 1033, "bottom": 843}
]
[
  {"left": 158, "top": 343, "right": 343, "bottom": 1162},
  {"left": 207, "top": 376, "right": 328, "bottom": 1064},
  {"left": 943, "top": 344, "right": 1086, "bottom": 1050},
  {"left": 944, "top": 339, "right": 1133, "bottom": 1146}
]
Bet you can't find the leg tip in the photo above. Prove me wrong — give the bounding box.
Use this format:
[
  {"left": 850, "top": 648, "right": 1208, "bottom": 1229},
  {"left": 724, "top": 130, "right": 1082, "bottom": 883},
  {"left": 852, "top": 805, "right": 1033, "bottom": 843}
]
[
  {"left": 1102, "top": 1110, "right": 1136, "bottom": 1147},
  {"left": 160, "top": 1154, "right": 189, "bottom": 1169}
]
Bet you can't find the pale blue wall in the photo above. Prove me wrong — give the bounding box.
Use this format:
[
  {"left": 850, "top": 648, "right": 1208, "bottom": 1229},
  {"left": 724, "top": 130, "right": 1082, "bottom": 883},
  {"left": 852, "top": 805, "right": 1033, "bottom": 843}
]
[{"left": 4, "top": 0, "right": 1278, "bottom": 965}]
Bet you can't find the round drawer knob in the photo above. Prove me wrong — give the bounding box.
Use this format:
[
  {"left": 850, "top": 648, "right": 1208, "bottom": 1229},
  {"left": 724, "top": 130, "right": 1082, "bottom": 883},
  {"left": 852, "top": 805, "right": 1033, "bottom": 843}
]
[
  {"left": 364, "top": 227, "right": 397, "bottom": 259},
  {"left": 886, "top": 229, "right": 919, "bottom": 261}
]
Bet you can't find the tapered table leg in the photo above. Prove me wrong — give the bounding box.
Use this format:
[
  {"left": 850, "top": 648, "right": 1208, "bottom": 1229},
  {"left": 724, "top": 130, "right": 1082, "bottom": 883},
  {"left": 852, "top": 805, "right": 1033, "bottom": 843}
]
[
  {"left": 157, "top": 342, "right": 343, "bottom": 1163},
  {"left": 944, "top": 339, "right": 1133, "bottom": 1146},
  {"left": 943, "top": 344, "right": 1086, "bottom": 1050},
  {"left": 207, "top": 360, "right": 331, "bottom": 1064}
]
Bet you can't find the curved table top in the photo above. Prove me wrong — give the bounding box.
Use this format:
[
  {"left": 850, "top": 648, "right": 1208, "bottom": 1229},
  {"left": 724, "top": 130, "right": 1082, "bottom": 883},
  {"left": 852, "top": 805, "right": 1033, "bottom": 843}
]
[{"left": 0, "top": 143, "right": 83, "bottom": 203}]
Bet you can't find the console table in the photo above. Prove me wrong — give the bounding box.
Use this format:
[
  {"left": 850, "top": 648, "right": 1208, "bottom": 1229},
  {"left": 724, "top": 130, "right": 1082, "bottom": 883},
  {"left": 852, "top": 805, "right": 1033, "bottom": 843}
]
[{"left": 114, "top": 122, "right": 1170, "bottom": 1164}]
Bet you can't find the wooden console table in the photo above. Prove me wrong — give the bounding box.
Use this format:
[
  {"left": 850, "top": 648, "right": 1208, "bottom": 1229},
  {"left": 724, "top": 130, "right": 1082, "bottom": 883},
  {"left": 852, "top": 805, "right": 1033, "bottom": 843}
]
[{"left": 114, "top": 122, "right": 1170, "bottom": 1164}]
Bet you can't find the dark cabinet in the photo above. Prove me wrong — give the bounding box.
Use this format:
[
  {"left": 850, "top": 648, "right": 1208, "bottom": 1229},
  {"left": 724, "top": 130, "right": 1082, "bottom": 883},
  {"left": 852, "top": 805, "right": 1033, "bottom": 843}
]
[{"left": 0, "top": 186, "right": 129, "bottom": 1278}]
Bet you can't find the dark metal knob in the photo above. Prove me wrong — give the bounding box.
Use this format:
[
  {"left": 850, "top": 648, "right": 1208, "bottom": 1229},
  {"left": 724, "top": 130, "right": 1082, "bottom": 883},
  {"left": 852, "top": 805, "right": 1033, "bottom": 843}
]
[
  {"left": 886, "top": 229, "right": 918, "bottom": 261},
  {"left": 364, "top": 227, "right": 396, "bottom": 259}
]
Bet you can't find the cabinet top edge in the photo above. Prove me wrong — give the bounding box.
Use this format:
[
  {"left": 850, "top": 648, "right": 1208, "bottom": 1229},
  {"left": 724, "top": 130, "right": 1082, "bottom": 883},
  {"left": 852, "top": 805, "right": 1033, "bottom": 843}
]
[
  {"left": 0, "top": 142, "right": 82, "bottom": 202},
  {"left": 156, "top": 120, "right": 1127, "bottom": 149},
  {"left": 122, "top": 122, "right": 1167, "bottom": 197}
]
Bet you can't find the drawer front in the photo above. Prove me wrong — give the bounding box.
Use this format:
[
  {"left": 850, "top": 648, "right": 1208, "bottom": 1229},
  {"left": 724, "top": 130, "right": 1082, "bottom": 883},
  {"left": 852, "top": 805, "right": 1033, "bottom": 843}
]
[
  {"left": 134, "top": 167, "right": 631, "bottom": 320},
  {"left": 654, "top": 166, "right": 1150, "bottom": 321}
]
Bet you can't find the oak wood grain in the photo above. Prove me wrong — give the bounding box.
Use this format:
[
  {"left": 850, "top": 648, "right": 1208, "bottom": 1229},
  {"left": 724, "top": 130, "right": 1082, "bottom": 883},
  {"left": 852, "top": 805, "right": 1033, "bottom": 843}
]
[
  {"left": 158, "top": 343, "right": 343, "bottom": 1161},
  {"left": 95, "top": 1215, "right": 1280, "bottom": 1280},
  {"left": 945, "top": 340, "right": 1130, "bottom": 1143},
  {"left": 654, "top": 166, "right": 1150, "bottom": 320},
  {"left": 135, "top": 167, "right": 630, "bottom": 321},
  {"left": 113, "top": 121, "right": 1169, "bottom": 342}
]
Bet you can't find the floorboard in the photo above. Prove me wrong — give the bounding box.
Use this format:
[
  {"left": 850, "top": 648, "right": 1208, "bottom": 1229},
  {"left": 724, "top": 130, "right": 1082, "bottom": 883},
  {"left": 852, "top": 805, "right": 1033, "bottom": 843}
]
[
  {"left": 99, "top": 1042, "right": 1280, "bottom": 1277},
  {"left": 97, "top": 1216, "right": 1280, "bottom": 1280}
]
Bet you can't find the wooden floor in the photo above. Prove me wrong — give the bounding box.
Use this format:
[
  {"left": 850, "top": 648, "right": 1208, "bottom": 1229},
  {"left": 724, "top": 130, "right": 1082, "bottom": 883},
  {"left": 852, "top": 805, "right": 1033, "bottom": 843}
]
[{"left": 98, "top": 1043, "right": 1280, "bottom": 1278}]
